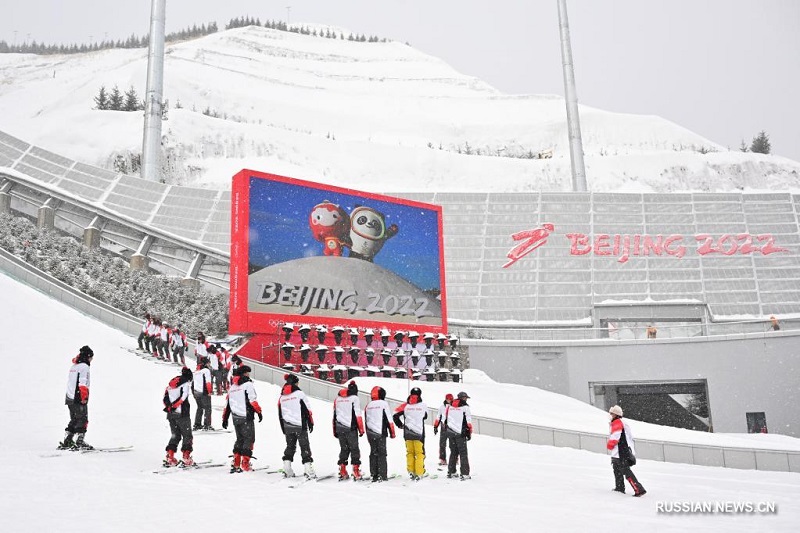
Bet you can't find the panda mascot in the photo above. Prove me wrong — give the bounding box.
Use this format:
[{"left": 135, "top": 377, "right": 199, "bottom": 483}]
[{"left": 347, "top": 205, "right": 398, "bottom": 262}]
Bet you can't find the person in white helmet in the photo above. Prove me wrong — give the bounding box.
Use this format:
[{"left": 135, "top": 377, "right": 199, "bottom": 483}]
[{"left": 607, "top": 405, "right": 646, "bottom": 496}]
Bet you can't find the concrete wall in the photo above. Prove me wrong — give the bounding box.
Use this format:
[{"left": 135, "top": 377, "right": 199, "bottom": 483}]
[{"left": 468, "top": 333, "right": 800, "bottom": 437}]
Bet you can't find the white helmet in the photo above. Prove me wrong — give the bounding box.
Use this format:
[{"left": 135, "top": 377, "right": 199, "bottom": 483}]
[{"left": 609, "top": 405, "right": 623, "bottom": 417}]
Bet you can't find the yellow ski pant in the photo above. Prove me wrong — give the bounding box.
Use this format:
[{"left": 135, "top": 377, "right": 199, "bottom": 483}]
[{"left": 405, "top": 439, "right": 425, "bottom": 476}]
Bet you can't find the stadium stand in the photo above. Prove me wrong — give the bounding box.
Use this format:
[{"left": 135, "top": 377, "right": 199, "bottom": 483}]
[{"left": 2, "top": 130, "right": 800, "bottom": 339}]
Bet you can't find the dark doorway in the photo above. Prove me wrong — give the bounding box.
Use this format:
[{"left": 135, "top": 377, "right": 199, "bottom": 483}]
[
  {"left": 746, "top": 412, "right": 768, "bottom": 434},
  {"left": 591, "top": 380, "right": 711, "bottom": 432}
]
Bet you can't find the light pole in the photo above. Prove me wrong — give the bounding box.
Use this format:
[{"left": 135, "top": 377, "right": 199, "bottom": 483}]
[
  {"left": 557, "top": 0, "right": 587, "bottom": 192},
  {"left": 141, "top": 0, "right": 167, "bottom": 182},
  {"left": 286, "top": 6, "right": 292, "bottom": 26}
]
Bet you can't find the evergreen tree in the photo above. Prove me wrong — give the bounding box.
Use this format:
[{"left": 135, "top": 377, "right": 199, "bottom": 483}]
[
  {"left": 93, "top": 86, "right": 109, "bottom": 110},
  {"left": 108, "top": 85, "right": 124, "bottom": 110},
  {"left": 750, "top": 130, "right": 771, "bottom": 154},
  {"left": 739, "top": 139, "right": 749, "bottom": 152},
  {"left": 123, "top": 86, "right": 140, "bottom": 112}
]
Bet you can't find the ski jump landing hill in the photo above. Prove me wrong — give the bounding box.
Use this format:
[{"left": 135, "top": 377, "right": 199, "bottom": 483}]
[{"left": 1, "top": 129, "right": 799, "bottom": 469}]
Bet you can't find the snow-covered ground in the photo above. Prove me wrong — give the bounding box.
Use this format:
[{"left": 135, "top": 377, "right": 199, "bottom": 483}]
[
  {"left": 2, "top": 271, "right": 798, "bottom": 532},
  {"left": 1, "top": 25, "right": 799, "bottom": 193}
]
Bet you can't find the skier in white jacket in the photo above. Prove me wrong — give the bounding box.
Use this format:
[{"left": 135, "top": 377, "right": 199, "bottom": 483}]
[
  {"left": 333, "top": 380, "right": 365, "bottom": 480},
  {"left": 607, "top": 405, "right": 646, "bottom": 496},
  {"left": 163, "top": 367, "right": 195, "bottom": 467},
  {"left": 278, "top": 373, "right": 316, "bottom": 479},
  {"left": 222, "top": 366, "right": 263, "bottom": 473},
  {"left": 364, "top": 386, "right": 396, "bottom": 481},
  {"left": 445, "top": 391, "right": 473, "bottom": 480},
  {"left": 59, "top": 345, "right": 94, "bottom": 450},
  {"left": 393, "top": 387, "right": 428, "bottom": 480}
]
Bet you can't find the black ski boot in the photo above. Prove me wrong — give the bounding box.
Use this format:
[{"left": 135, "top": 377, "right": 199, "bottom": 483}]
[
  {"left": 58, "top": 432, "right": 76, "bottom": 450},
  {"left": 75, "top": 434, "right": 94, "bottom": 450}
]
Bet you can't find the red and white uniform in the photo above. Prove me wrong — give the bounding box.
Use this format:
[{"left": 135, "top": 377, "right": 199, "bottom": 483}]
[
  {"left": 193, "top": 367, "right": 212, "bottom": 395},
  {"left": 434, "top": 403, "right": 448, "bottom": 430},
  {"left": 226, "top": 377, "right": 261, "bottom": 419},
  {"left": 141, "top": 318, "right": 150, "bottom": 334},
  {"left": 394, "top": 398, "right": 428, "bottom": 439},
  {"left": 163, "top": 376, "right": 192, "bottom": 416},
  {"left": 333, "top": 392, "right": 364, "bottom": 433},
  {"left": 196, "top": 340, "right": 208, "bottom": 358},
  {"left": 445, "top": 400, "right": 472, "bottom": 437},
  {"left": 147, "top": 322, "right": 159, "bottom": 338},
  {"left": 171, "top": 330, "right": 186, "bottom": 350},
  {"left": 607, "top": 418, "right": 637, "bottom": 459},
  {"left": 208, "top": 348, "right": 220, "bottom": 371},
  {"left": 278, "top": 388, "right": 313, "bottom": 428},
  {"left": 66, "top": 361, "right": 90, "bottom": 403},
  {"left": 217, "top": 347, "right": 229, "bottom": 370},
  {"left": 159, "top": 325, "right": 170, "bottom": 344},
  {"left": 365, "top": 399, "right": 395, "bottom": 437}
]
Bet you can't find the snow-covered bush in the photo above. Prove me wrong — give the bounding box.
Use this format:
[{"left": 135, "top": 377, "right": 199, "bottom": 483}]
[{"left": 0, "top": 214, "right": 228, "bottom": 336}]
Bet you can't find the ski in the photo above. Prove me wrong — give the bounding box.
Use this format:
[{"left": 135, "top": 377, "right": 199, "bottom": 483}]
[
  {"left": 82, "top": 446, "right": 134, "bottom": 453},
  {"left": 193, "top": 429, "right": 232, "bottom": 434},
  {"left": 154, "top": 460, "right": 226, "bottom": 474},
  {"left": 288, "top": 473, "right": 335, "bottom": 488},
  {"left": 362, "top": 473, "right": 402, "bottom": 484},
  {"left": 123, "top": 347, "right": 181, "bottom": 365},
  {"left": 42, "top": 445, "right": 133, "bottom": 458}
]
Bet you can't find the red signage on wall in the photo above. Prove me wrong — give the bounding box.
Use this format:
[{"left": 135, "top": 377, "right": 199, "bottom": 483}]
[{"left": 504, "top": 224, "right": 788, "bottom": 267}]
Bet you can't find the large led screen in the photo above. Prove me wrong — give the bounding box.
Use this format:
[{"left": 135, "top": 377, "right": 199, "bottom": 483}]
[{"left": 230, "top": 170, "right": 447, "bottom": 334}]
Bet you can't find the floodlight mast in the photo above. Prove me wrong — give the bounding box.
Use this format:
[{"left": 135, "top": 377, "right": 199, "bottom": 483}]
[
  {"left": 557, "top": 0, "right": 587, "bottom": 192},
  {"left": 141, "top": 0, "right": 166, "bottom": 182}
]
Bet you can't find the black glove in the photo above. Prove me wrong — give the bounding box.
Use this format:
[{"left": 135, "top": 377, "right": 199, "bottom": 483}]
[
  {"left": 433, "top": 426, "right": 438, "bottom": 435},
  {"left": 466, "top": 430, "right": 472, "bottom": 441},
  {"left": 222, "top": 419, "right": 228, "bottom": 430},
  {"left": 308, "top": 422, "right": 314, "bottom": 433},
  {"left": 256, "top": 411, "right": 263, "bottom": 423}
]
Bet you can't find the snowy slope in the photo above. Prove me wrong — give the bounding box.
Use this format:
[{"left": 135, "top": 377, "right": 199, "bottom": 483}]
[
  {"left": 1, "top": 25, "right": 799, "bottom": 193},
  {"left": 2, "top": 270, "right": 799, "bottom": 532}
]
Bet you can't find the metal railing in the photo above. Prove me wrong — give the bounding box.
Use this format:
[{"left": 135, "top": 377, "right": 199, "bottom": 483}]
[{"left": 447, "top": 318, "right": 800, "bottom": 342}]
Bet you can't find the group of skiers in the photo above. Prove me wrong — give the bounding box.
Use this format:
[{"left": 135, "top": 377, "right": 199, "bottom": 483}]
[
  {"left": 194, "top": 332, "right": 234, "bottom": 396},
  {"left": 159, "top": 365, "right": 477, "bottom": 482},
  {"left": 137, "top": 313, "right": 187, "bottom": 365},
  {"left": 61, "top": 343, "right": 647, "bottom": 494}
]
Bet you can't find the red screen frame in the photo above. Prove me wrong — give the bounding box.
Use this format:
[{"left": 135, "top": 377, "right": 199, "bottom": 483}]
[{"left": 230, "top": 169, "right": 448, "bottom": 334}]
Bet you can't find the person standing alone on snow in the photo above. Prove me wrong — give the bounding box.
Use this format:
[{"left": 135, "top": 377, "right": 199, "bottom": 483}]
[
  {"left": 277, "top": 373, "right": 316, "bottom": 479},
  {"left": 364, "top": 385, "right": 396, "bottom": 482},
  {"left": 333, "top": 380, "right": 365, "bottom": 480},
  {"left": 163, "top": 367, "right": 195, "bottom": 467},
  {"left": 446, "top": 391, "right": 473, "bottom": 480},
  {"left": 59, "top": 345, "right": 94, "bottom": 450},
  {"left": 607, "top": 405, "right": 646, "bottom": 496},
  {"left": 433, "top": 393, "right": 453, "bottom": 468},
  {"left": 222, "top": 365, "right": 263, "bottom": 473},
  {"left": 393, "top": 387, "right": 428, "bottom": 480}
]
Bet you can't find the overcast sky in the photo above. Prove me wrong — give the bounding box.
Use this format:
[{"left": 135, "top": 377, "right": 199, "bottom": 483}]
[{"left": 3, "top": 0, "right": 798, "bottom": 162}]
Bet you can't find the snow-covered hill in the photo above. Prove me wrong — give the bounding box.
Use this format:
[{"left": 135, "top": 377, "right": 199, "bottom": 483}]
[{"left": 1, "top": 25, "right": 799, "bottom": 192}]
